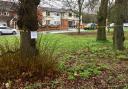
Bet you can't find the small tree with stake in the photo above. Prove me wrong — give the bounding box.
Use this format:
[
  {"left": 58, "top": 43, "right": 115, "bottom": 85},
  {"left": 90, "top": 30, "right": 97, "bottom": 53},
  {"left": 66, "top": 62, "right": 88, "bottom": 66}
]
[{"left": 17, "top": 0, "right": 40, "bottom": 57}]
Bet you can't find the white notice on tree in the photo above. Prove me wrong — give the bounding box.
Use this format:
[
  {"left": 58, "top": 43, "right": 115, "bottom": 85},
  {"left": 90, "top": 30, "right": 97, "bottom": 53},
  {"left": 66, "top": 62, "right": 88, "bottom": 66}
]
[{"left": 31, "top": 31, "right": 37, "bottom": 39}]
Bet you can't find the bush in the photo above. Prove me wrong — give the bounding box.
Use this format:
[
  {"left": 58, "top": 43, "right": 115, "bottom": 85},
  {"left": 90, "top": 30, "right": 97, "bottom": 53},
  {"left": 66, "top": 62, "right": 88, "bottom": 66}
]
[{"left": 0, "top": 35, "right": 60, "bottom": 83}]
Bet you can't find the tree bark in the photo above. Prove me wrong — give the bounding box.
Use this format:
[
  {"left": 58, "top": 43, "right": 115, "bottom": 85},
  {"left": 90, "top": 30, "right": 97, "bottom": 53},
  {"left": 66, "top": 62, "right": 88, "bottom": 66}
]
[
  {"left": 78, "top": 12, "right": 81, "bottom": 34},
  {"left": 17, "top": 0, "right": 40, "bottom": 57},
  {"left": 113, "top": 0, "right": 125, "bottom": 50},
  {"left": 97, "top": 0, "right": 108, "bottom": 41},
  {"left": 78, "top": 0, "right": 82, "bottom": 34},
  {"left": 20, "top": 31, "right": 38, "bottom": 57}
]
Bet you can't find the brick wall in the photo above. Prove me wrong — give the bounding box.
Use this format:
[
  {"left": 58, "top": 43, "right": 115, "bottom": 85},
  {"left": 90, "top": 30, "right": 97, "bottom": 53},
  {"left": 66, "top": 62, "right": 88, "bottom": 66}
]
[
  {"left": 38, "top": 19, "right": 69, "bottom": 31},
  {"left": 60, "top": 19, "right": 68, "bottom": 30}
]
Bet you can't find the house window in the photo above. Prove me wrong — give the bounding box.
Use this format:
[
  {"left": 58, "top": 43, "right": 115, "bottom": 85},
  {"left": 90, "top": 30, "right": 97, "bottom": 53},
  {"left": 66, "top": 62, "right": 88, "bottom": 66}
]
[
  {"left": 54, "top": 21, "right": 60, "bottom": 25},
  {"left": 3, "top": 12, "right": 9, "bottom": 16},
  {"left": 4, "top": 12, "right": 6, "bottom": 15},
  {"left": 46, "top": 11, "right": 50, "bottom": 16},
  {"left": 0, "top": 12, "right": 2, "bottom": 16},
  {"left": 46, "top": 20, "right": 50, "bottom": 25},
  {"left": 6, "top": 12, "right": 9, "bottom": 16},
  {"left": 75, "top": 14, "right": 79, "bottom": 18},
  {"left": 69, "top": 13, "right": 72, "bottom": 17},
  {"left": 56, "top": 13, "right": 59, "bottom": 16},
  {"left": 61, "top": 12, "right": 64, "bottom": 17}
]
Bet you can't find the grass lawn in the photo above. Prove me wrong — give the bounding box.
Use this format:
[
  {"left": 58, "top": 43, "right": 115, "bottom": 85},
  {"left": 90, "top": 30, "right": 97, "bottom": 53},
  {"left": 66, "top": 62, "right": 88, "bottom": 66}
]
[
  {"left": 0, "top": 31, "right": 128, "bottom": 88},
  {"left": 40, "top": 34, "right": 112, "bottom": 52}
]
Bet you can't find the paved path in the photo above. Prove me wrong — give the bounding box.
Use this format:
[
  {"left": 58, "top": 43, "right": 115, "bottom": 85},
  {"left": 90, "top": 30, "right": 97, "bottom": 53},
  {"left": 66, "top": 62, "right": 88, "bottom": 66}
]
[
  {"left": 0, "top": 28, "right": 86, "bottom": 36},
  {"left": 42, "top": 28, "right": 85, "bottom": 34}
]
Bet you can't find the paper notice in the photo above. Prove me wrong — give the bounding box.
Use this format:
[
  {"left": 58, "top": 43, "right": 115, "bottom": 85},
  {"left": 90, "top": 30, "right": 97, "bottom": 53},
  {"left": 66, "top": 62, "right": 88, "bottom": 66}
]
[{"left": 31, "top": 31, "right": 37, "bottom": 39}]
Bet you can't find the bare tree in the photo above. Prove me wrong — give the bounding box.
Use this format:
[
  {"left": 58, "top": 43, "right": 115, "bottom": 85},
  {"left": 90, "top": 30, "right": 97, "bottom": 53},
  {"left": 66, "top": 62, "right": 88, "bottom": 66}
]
[
  {"left": 61, "top": 0, "right": 86, "bottom": 33},
  {"left": 61, "top": 0, "right": 85, "bottom": 34},
  {"left": 62, "top": 0, "right": 102, "bottom": 34}
]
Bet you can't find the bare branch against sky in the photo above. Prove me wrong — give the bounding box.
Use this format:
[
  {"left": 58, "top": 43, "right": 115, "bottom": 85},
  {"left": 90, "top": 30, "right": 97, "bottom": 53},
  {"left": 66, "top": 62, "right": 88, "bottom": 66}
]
[
  {"left": 40, "top": 0, "right": 63, "bottom": 8},
  {"left": 39, "top": 0, "right": 103, "bottom": 14}
]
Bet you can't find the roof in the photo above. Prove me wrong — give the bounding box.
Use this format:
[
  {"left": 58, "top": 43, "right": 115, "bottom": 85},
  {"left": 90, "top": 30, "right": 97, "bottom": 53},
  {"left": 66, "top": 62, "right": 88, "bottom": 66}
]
[
  {"left": 0, "top": 1, "right": 18, "bottom": 12},
  {"left": 39, "top": 7, "right": 68, "bottom": 13}
]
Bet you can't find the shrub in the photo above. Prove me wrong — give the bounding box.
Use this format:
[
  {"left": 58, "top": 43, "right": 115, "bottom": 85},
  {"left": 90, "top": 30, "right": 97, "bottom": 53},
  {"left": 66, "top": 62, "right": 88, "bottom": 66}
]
[{"left": 0, "top": 35, "right": 60, "bottom": 83}]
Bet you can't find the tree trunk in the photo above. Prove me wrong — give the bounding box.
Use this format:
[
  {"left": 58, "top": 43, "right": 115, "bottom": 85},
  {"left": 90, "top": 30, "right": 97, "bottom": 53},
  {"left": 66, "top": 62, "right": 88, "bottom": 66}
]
[
  {"left": 78, "top": 14, "right": 81, "bottom": 34},
  {"left": 17, "top": 0, "right": 40, "bottom": 57},
  {"left": 20, "top": 31, "right": 38, "bottom": 57},
  {"left": 97, "top": 0, "right": 108, "bottom": 41},
  {"left": 78, "top": 0, "right": 82, "bottom": 34},
  {"left": 113, "top": 0, "right": 125, "bottom": 50}
]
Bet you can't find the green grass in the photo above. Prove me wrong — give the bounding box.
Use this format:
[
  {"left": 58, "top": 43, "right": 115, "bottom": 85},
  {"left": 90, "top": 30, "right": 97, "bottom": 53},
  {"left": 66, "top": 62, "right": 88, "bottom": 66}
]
[
  {"left": 39, "top": 34, "right": 99, "bottom": 52},
  {"left": 1, "top": 32, "right": 128, "bottom": 63},
  {"left": 0, "top": 35, "right": 19, "bottom": 44},
  {"left": 0, "top": 30, "right": 128, "bottom": 54},
  {"left": 0, "top": 33, "right": 121, "bottom": 52}
]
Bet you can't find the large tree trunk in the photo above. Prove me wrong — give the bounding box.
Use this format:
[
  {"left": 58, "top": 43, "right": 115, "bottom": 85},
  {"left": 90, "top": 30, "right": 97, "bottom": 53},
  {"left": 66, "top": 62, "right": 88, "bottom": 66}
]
[
  {"left": 20, "top": 31, "right": 38, "bottom": 57},
  {"left": 17, "top": 0, "right": 40, "bottom": 57},
  {"left": 97, "top": 0, "right": 108, "bottom": 41},
  {"left": 113, "top": 0, "right": 125, "bottom": 50}
]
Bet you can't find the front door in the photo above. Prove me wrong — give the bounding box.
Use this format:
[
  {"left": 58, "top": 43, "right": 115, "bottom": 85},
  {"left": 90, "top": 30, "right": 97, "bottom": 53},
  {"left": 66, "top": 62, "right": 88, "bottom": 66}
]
[{"left": 68, "top": 21, "right": 72, "bottom": 28}]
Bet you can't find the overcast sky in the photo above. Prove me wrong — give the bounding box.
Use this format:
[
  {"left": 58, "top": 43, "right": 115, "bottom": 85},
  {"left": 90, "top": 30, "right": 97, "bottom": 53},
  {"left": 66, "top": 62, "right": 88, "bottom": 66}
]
[
  {"left": 39, "top": 0, "right": 100, "bottom": 14},
  {"left": 40, "top": 0, "right": 64, "bottom": 8},
  {"left": 40, "top": 0, "right": 91, "bottom": 8}
]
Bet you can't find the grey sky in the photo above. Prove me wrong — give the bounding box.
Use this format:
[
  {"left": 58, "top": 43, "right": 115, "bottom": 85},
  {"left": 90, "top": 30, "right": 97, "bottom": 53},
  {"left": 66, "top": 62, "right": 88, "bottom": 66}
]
[
  {"left": 39, "top": 0, "right": 100, "bottom": 14},
  {"left": 40, "top": 0, "right": 63, "bottom": 8}
]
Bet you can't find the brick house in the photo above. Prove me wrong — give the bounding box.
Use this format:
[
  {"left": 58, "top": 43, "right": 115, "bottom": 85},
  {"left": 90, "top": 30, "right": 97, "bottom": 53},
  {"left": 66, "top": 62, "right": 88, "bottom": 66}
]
[
  {"left": 0, "top": 1, "right": 18, "bottom": 28},
  {"left": 39, "top": 7, "right": 82, "bottom": 30},
  {"left": 0, "top": 0, "right": 82, "bottom": 30},
  {"left": 0, "top": 1, "right": 44, "bottom": 30}
]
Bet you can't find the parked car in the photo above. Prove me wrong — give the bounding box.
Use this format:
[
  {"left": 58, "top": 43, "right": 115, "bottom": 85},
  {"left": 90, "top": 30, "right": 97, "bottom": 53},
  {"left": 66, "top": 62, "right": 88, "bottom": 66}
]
[
  {"left": 123, "top": 23, "right": 128, "bottom": 27},
  {"left": 109, "top": 23, "right": 115, "bottom": 28},
  {"left": 109, "top": 23, "right": 128, "bottom": 28},
  {"left": 0, "top": 26, "right": 17, "bottom": 35},
  {"left": 84, "top": 23, "right": 97, "bottom": 30}
]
